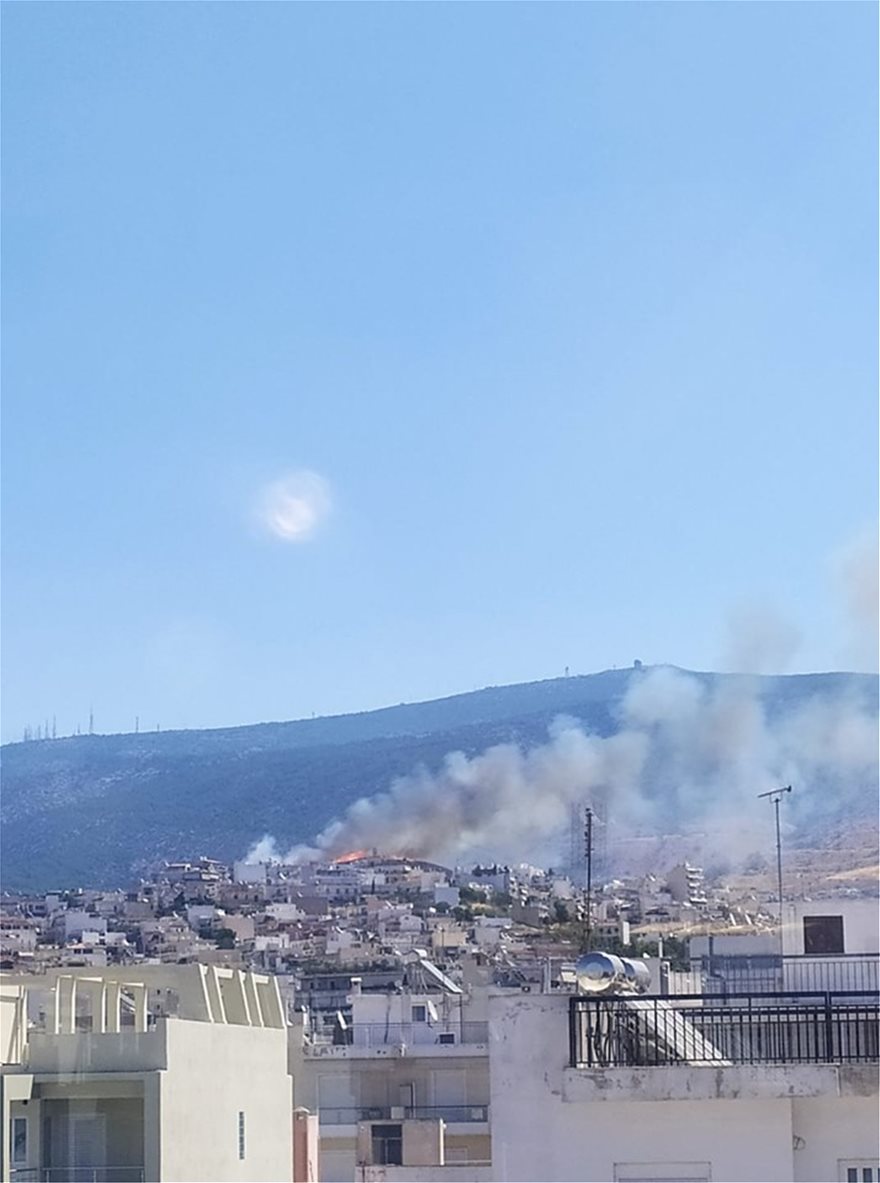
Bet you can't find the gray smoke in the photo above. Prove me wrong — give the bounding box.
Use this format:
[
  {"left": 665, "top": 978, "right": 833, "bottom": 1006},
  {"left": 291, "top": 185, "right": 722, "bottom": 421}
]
[
  {"left": 834, "top": 530, "right": 879, "bottom": 672},
  {"left": 246, "top": 665, "right": 878, "bottom": 868}
]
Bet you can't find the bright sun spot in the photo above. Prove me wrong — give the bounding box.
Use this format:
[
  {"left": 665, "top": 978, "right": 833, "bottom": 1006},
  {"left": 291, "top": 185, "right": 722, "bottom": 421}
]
[{"left": 259, "top": 470, "right": 332, "bottom": 542}]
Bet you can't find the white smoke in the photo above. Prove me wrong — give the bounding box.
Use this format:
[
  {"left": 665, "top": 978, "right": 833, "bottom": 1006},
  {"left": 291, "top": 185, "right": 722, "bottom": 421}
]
[
  {"left": 243, "top": 532, "right": 879, "bottom": 871},
  {"left": 244, "top": 666, "right": 877, "bottom": 869},
  {"left": 833, "top": 529, "right": 879, "bottom": 672},
  {"left": 722, "top": 602, "right": 802, "bottom": 674}
]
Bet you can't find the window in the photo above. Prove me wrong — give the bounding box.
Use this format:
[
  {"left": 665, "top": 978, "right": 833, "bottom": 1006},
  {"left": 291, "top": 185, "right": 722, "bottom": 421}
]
[
  {"left": 371, "top": 1123, "right": 403, "bottom": 1166},
  {"left": 411, "top": 1004, "right": 427, "bottom": 1022},
  {"left": 839, "top": 1162, "right": 879, "bottom": 1183},
  {"left": 803, "top": 914, "right": 845, "bottom": 955},
  {"left": 11, "top": 1116, "right": 27, "bottom": 1166},
  {"left": 238, "top": 1111, "right": 245, "bottom": 1160}
]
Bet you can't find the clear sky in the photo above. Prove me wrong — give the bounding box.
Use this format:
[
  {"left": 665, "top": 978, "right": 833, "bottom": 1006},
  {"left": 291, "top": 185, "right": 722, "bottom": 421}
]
[{"left": 2, "top": 3, "right": 877, "bottom": 743}]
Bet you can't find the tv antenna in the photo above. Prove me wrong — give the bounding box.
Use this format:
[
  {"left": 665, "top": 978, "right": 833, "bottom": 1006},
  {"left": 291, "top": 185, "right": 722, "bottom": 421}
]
[{"left": 757, "top": 785, "right": 792, "bottom": 923}]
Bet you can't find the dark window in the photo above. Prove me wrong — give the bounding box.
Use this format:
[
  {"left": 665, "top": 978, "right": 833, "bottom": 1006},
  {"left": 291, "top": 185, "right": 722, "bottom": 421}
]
[
  {"left": 803, "top": 914, "right": 844, "bottom": 955},
  {"left": 11, "top": 1117, "right": 27, "bottom": 1166},
  {"left": 372, "top": 1123, "right": 403, "bottom": 1166}
]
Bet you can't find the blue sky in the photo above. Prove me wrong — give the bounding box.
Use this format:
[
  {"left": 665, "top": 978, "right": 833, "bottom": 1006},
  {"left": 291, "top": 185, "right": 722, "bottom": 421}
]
[{"left": 2, "top": 3, "right": 877, "bottom": 742}]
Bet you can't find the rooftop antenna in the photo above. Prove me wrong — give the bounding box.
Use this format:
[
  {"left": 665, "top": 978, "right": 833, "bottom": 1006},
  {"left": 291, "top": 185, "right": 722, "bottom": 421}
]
[
  {"left": 757, "top": 785, "right": 792, "bottom": 924},
  {"left": 583, "top": 806, "right": 594, "bottom": 953},
  {"left": 52, "top": 715, "right": 57, "bottom": 740},
  {"left": 89, "top": 707, "right": 94, "bottom": 735},
  {"left": 135, "top": 716, "right": 139, "bottom": 734}
]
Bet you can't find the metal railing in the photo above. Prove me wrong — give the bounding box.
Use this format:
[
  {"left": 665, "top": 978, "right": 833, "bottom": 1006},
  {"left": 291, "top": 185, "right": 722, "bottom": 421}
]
[
  {"left": 319, "top": 1104, "right": 489, "bottom": 1125},
  {"left": 11, "top": 1170, "right": 145, "bottom": 1182},
  {"left": 570, "top": 991, "right": 880, "bottom": 1068},
  {"left": 307, "top": 1021, "right": 489, "bottom": 1049},
  {"left": 407, "top": 1105, "right": 489, "bottom": 1122},
  {"left": 695, "top": 953, "right": 879, "bottom": 996}
]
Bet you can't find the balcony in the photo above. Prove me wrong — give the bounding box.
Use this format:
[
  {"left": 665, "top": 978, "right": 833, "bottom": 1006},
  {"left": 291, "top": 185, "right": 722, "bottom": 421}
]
[
  {"left": 693, "top": 952, "right": 879, "bottom": 995},
  {"left": 11, "top": 1169, "right": 145, "bottom": 1182},
  {"left": 362, "top": 1165, "right": 492, "bottom": 1182},
  {"left": 319, "top": 1104, "right": 489, "bottom": 1125},
  {"left": 305, "top": 1021, "right": 489, "bottom": 1056},
  {"left": 569, "top": 991, "right": 879, "bottom": 1069}
]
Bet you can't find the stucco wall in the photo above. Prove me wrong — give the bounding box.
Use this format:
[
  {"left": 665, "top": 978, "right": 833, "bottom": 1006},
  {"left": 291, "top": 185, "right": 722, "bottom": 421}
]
[
  {"left": 158, "top": 1019, "right": 292, "bottom": 1182},
  {"left": 791, "top": 1093, "right": 880, "bottom": 1182},
  {"left": 488, "top": 992, "right": 878, "bottom": 1183},
  {"left": 782, "top": 899, "right": 880, "bottom": 955}
]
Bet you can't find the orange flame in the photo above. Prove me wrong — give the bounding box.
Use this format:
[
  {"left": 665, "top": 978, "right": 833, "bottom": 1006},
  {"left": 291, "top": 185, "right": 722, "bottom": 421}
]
[{"left": 333, "top": 850, "right": 370, "bottom": 864}]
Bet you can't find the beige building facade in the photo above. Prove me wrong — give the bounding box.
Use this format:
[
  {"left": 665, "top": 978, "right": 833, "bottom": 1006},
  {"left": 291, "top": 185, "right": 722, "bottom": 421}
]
[{"left": 1, "top": 966, "right": 293, "bottom": 1183}]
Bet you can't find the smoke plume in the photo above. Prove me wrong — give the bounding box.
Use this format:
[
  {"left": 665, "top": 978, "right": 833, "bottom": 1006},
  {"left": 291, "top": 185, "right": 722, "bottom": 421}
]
[{"left": 245, "top": 666, "right": 878, "bottom": 869}]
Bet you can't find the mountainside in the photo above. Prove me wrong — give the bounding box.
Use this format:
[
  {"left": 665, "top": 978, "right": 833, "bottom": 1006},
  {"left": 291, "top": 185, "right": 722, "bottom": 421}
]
[{"left": 2, "top": 667, "right": 877, "bottom": 890}]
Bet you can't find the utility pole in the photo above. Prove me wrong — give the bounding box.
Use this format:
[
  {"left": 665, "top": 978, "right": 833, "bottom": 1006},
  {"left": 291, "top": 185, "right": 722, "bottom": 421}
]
[
  {"left": 583, "top": 806, "right": 593, "bottom": 952},
  {"left": 758, "top": 785, "right": 792, "bottom": 924}
]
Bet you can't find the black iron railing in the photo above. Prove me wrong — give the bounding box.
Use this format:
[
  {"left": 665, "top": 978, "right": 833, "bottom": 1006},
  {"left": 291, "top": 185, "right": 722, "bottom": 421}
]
[
  {"left": 570, "top": 991, "right": 880, "bottom": 1068},
  {"left": 319, "top": 1104, "right": 489, "bottom": 1125}
]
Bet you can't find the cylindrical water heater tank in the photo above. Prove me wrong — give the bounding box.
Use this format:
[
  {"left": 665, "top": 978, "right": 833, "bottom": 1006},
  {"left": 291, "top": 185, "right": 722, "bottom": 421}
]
[
  {"left": 574, "top": 951, "right": 626, "bottom": 993},
  {"left": 620, "top": 957, "right": 651, "bottom": 994}
]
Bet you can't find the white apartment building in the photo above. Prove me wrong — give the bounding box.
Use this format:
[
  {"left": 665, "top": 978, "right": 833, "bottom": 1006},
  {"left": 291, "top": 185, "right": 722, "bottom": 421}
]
[
  {"left": 1, "top": 965, "right": 293, "bottom": 1183},
  {"left": 290, "top": 960, "right": 492, "bottom": 1182},
  {"left": 689, "top": 898, "right": 880, "bottom": 995},
  {"left": 488, "top": 977, "right": 879, "bottom": 1182}
]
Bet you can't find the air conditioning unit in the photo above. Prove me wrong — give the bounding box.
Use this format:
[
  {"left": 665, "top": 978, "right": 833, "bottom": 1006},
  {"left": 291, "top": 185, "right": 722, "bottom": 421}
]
[
  {"left": 390, "top": 1107, "right": 405, "bottom": 1119},
  {"left": 437, "top": 1032, "right": 456, "bottom": 1045}
]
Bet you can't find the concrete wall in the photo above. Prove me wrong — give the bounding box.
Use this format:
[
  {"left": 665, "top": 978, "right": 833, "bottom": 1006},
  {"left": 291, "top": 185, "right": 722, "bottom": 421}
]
[
  {"left": 791, "top": 1093, "right": 880, "bottom": 1182},
  {"left": 488, "top": 992, "right": 879, "bottom": 1183},
  {"left": 158, "top": 1019, "right": 292, "bottom": 1183}
]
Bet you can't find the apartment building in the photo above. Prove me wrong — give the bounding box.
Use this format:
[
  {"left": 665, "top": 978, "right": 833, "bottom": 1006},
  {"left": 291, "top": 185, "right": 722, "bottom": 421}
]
[
  {"left": 488, "top": 971, "right": 879, "bottom": 1182},
  {"left": 290, "top": 958, "right": 491, "bottom": 1182},
  {"left": 689, "top": 898, "right": 880, "bottom": 995},
  {"left": 0, "top": 965, "right": 293, "bottom": 1183}
]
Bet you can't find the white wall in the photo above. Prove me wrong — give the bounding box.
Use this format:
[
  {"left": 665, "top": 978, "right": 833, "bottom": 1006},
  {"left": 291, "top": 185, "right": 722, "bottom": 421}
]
[
  {"left": 791, "top": 1092, "right": 880, "bottom": 1182},
  {"left": 783, "top": 899, "right": 880, "bottom": 955},
  {"left": 159, "top": 1019, "right": 292, "bottom": 1183},
  {"left": 488, "top": 992, "right": 878, "bottom": 1183}
]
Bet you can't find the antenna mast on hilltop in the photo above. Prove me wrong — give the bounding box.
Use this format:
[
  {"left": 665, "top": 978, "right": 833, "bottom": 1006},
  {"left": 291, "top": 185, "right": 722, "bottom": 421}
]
[{"left": 758, "top": 785, "right": 792, "bottom": 924}]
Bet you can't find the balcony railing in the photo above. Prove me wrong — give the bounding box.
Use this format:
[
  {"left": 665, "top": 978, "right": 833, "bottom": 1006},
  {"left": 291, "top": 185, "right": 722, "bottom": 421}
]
[
  {"left": 694, "top": 953, "right": 880, "bottom": 995},
  {"left": 319, "top": 1104, "right": 489, "bottom": 1125},
  {"left": 306, "top": 1021, "right": 489, "bottom": 1050},
  {"left": 11, "top": 1169, "right": 145, "bottom": 1182},
  {"left": 570, "top": 991, "right": 879, "bottom": 1068}
]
